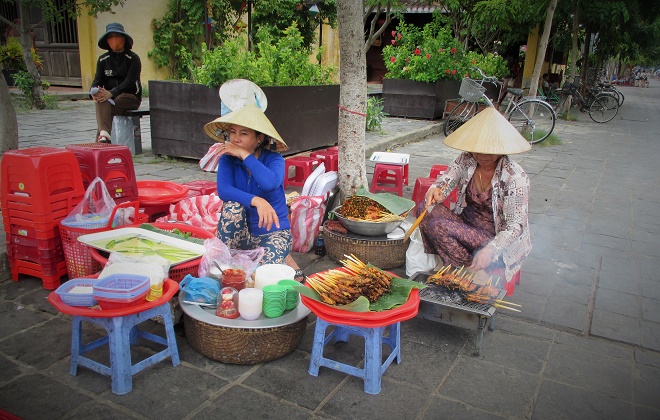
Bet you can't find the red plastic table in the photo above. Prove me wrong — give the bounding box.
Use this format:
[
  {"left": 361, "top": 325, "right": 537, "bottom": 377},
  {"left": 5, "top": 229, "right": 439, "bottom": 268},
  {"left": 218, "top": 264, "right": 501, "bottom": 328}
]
[{"left": 48, "top": 279, "right": 180, "bottom": 395}]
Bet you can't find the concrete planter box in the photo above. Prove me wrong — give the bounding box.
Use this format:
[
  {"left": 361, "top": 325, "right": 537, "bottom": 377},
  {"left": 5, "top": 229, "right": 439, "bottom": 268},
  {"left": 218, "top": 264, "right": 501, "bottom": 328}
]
[
  {"left": 149, "top": 81, "right": 340, "bottom": 159},
  {"left": 382, "top": 79, "right": 462, "bottom": 120}
]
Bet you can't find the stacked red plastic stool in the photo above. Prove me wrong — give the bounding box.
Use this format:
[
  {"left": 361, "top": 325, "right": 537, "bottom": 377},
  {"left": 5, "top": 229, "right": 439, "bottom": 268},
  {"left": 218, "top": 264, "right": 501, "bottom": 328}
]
[
  {"left": 1, "top": 147, "right": 85, "bottom": 289},
  {"left": 284, "top": 156, "right": 319, "bottom": 188},
  {"left": 369, "top": 152, "right": 410, "bottom": 197},
  {"left": 411, "top": 164, "right": 458, "bottom": 208},
  {"left": 65, "top": 143, "right": 138, "bottom": 204},
  {"left": 310, "top": 148, "right": 339, "bottom": 172}
]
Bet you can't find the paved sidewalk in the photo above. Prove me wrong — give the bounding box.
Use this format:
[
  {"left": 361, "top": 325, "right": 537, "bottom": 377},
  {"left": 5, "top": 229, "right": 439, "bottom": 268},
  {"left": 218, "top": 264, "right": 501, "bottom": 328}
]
[{"left": 0, "top": 86, "right": 659, "bottom": 419}]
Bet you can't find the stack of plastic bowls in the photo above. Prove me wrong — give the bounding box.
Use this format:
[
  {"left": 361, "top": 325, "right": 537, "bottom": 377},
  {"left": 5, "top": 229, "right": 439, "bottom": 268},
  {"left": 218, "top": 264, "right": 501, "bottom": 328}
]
[
  {"left": 254, "top": 264, "right": 296, "bottom": 289},
  {"left": 261, "top": 284, "right": 287, "bottom": 318},
  {"left": 277, "top": 279, "right": 300, "bottom": 310}
]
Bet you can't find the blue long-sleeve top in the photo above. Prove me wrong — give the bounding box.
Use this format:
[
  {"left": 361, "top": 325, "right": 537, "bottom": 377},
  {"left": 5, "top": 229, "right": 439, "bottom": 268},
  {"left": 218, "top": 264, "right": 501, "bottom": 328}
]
[{"left": 216, "top": 149, "right": 290, "bottom": 236}]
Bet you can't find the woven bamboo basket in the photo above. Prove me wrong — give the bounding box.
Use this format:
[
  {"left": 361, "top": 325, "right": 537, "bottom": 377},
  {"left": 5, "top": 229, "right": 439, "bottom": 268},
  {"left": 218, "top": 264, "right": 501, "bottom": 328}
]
[
  {"left": 324, "top": 226, "right": 409, "bottom": 269},
  {"left": 183, "top": 315, "right": 308, "bottom": 364}
]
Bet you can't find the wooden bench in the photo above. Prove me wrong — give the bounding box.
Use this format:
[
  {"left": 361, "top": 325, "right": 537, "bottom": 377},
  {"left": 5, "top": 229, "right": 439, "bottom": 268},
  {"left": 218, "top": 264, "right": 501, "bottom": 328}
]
[{"left": 111, "top": 109, "right": 150, "bottom": 155}]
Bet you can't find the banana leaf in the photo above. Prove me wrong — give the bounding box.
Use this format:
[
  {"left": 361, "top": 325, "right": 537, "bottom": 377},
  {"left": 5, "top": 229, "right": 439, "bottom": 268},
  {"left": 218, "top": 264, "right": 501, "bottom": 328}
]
[
  {"left": 356, "top": 187, "right": 415, "bottom": 216},
  {"left": 139, "top": 223, "right": 205, "bottom": 244},
  {"left": 293, "top": 276, "right": 426, "bottom": 312}
]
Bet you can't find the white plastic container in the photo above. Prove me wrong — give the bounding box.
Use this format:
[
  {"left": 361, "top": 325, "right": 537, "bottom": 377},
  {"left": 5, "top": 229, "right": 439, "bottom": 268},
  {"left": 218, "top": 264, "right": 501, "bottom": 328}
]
[{"left": 254, "top": 264, "right": 296, "bottom": 289}]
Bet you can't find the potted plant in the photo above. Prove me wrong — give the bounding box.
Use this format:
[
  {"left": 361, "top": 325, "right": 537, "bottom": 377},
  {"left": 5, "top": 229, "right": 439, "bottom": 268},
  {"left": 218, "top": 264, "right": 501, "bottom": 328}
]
[
  {"left": 381, "top": 17, "right": 507, "bottom": 119},
  {"left": 149, "top": 24, "right": 339, "bottom": 159},
  {"left": 0, "top": 37, "right": 42, "bottom": 87}
]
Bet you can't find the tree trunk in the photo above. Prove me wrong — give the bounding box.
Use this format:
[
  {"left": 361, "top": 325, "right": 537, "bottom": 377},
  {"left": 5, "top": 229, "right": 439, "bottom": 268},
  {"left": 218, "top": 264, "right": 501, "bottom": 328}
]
[
  {"left": 528, "top": 0, "right": 558, "bottom": 99},
  {"left": 0, "top": 72, "right": 19, "bottom": 153},
  {"left": 18, "top": 5, "right": 45, "bottom": 109},
  {"left": 337, "top": 0, "right": 367, "bottom": 199},
  {"left": 568, "top": 1, "right": 579, "bottom": 83}
]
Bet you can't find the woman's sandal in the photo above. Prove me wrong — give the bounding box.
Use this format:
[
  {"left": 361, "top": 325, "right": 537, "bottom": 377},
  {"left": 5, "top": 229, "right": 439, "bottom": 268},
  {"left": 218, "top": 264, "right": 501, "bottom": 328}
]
[
  {"left": 97, "top": 130, "right": 111, "bottom": 144},
  {"left": 294, "top": 269, "right": 306, "bottom": 284}
]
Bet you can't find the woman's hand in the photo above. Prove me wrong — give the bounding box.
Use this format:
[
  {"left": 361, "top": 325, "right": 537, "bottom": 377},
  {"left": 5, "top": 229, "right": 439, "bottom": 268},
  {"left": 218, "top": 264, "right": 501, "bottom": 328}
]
[
  {"left": 218, "top": 142, "right": 250, "bottom": 160},
  {"left": 425, "top": 187, "right": 445, "bottom": 207},
  {"left": 251, "top": 196, "right": 280, "bottom": 231},
  {"left": 92, "top": 88, "right": 112, "bottom": 103},
  {"left": 470, "top": 246, "right": 495, "bottom": 271}
]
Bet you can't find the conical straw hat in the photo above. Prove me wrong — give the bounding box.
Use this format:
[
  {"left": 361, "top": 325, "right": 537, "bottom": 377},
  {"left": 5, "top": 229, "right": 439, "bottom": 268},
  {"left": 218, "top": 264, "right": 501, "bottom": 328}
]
[
  {"left": 204, "top": 104, "right": 288, "bottom": 152},
  {"left": 443, "top": 107, "right": 531, "bottom": 155}
]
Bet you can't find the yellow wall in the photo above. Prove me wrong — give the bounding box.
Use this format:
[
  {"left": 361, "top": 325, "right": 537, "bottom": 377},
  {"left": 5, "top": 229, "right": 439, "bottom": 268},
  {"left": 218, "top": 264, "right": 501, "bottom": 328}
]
[
  {"left": 522, "top": 24, "right": 539, "bottom": 89},
  {"left": 77, "top": 0, "right": 170, "bottom": 91}
]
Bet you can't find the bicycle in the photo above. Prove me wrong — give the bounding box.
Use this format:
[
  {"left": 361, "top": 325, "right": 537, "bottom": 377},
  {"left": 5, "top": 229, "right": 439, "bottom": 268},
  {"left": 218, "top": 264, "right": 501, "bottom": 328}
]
[
  {"left": 556, "top": 79, "right": 619, "bottom": 123},
  {"left": 593, "top": 80, "right": 624, "bottom": 107},
  {"left": 444, "top": 68, "right": 557, "bottom": 145}
]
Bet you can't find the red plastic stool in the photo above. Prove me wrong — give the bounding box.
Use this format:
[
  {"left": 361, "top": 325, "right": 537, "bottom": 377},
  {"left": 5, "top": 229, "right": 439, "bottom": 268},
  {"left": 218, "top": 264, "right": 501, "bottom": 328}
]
[
  {"left": 284, "top": 156, "right": 319, "bottom": 188},
  {"left": 370, "top": 163, "right": 405, "bottom": 196},
  {"left": 411, "top": 177, "right": 453, "bottom": 209},
  {"left": 310, "top": 149, "right": 339, "bottom": 172},
  {"left": 327, "top": 146, "right": 339, "bottom": 152},
  {"left": 429, "top": 164, "right": 448, "bottom": 179}
]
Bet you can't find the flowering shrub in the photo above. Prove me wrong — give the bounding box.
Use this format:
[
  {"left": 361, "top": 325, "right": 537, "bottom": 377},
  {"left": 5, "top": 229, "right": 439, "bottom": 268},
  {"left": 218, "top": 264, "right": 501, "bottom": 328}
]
[{"left": 382, "top": 18, "right": 507, "bottom": 82}]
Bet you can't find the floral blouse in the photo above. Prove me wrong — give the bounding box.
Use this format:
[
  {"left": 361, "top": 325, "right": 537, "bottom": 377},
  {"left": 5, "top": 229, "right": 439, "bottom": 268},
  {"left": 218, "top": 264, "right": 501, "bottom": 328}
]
[{"left": 431, "top": 152, "right": 532, "bottom": 282}]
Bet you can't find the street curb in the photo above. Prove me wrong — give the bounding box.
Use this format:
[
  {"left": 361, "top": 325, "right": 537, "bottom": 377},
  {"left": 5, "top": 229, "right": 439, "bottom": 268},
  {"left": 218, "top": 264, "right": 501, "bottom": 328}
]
[
  {"left": 10, "top": 91, "right": 90, "bottom": 101},
  {"left": 365, "top": 123, "right": 443, "bottom": 156}
]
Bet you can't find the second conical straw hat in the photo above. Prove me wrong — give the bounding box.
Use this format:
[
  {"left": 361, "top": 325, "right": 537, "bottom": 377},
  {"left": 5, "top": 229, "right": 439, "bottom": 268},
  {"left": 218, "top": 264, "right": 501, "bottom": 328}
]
[{"left": 443, "top": 107, "right": 531, "bottom": 155}]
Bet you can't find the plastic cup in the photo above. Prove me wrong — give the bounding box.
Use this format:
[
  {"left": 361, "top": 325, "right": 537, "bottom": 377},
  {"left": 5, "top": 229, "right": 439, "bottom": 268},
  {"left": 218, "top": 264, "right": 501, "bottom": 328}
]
[
  {"left": 238, "top": 288, "right": 263, "bottom": 321},
  {"left": 261, "top": 284, "right": 287, "bottom": 318},
  {"left": 277, "top": 279, "right": 300, "bottom": 310}
]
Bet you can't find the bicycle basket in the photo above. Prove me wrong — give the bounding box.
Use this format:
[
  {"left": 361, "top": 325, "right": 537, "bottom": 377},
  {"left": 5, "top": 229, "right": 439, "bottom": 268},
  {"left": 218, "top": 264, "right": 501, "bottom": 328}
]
[{"left": 459, "top": 78, "right": 486, "bottom": 102}]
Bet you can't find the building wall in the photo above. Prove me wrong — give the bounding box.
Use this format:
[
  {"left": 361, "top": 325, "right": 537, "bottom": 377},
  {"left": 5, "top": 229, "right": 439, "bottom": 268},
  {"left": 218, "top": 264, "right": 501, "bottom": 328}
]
[{"left": 77, "top": 0, "right": 169, "bottom": 91}]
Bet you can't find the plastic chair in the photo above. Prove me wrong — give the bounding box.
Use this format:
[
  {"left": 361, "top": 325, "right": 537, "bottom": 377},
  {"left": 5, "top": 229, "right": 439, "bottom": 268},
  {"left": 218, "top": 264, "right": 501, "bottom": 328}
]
[
  {"left": 370, "top": 163, "right": 405, "bottom": 196},
  {"left": 411, "top": 177, "right": 454, "bottom": 209},
  {"left": 48, "top": 279, "right": 181, "bottom": 395},
  {"left": 284, "top": 156, "right": 319, "bottom": 188},
  {"left": 429, "top": 164, "right": 448, "bottom": 179}
]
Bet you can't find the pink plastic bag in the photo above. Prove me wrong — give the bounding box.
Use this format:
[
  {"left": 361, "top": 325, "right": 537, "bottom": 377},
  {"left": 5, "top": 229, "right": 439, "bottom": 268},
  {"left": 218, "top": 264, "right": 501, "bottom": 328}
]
[
  {"left": 199, "top": 143, "right": 223, "bottom": 172},
  {"left": 198, "top": 237, "right": 265, "bottom": 281},
  {"left": 155, "top": 193, "right": 222, "bottom": 234},
  {"left": 290, "top": 195, "right": 327, "bottom": 253}
]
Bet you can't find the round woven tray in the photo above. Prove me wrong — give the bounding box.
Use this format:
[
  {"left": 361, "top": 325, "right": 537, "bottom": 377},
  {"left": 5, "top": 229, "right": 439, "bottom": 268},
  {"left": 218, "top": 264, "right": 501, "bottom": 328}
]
[
  {"left": 183, "top": 314, "right": 308, "bottom": 364},
  {"left": 324, "top": 223, "right": 409, "bottom": 269}
]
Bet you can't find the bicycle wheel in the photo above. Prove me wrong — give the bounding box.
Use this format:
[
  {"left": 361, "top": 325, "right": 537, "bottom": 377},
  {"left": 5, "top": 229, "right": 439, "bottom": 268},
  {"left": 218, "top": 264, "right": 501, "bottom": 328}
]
[
  {"left": 507, "top": 99, "right": 556, "bottom": 144},
  {"left": 603, "top": 88, "right": 624, "bottom": 106},
  {"left": 589, "top": 94, "right": 618, "bottom": 123},
  {"left": 443, "top": 101, "right": 479, "bottom": 136}
]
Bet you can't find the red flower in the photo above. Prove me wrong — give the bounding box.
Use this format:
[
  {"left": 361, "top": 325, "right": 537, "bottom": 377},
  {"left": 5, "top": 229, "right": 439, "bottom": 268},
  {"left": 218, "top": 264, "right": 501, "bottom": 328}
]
[
  {"left": 451, "top": 47, "right": 457, "bottom": 54},
  {"left": 390, "top": 56, "right": 396, "bottom": 63},
  {"left": 445, "top": 69, "right": 450, "bottom": 74},
  {"left": 439, "top": 48, "right": 444, "bottom": 53},
  {"left": 451, "top": 69, "right": 456, "bottom": 75},
  {"left": 397, "top": 33, "right": 402, "bottom": 40},
  {"left": 465, "top": 73, "right": 470, "bottom": 77},
  {"left": 405, "top": 57, "right": 409, "bottom": 62},
  {"left": 391, "top": 40, "right": 396, "bottom": 45},
  {"left": 391, "top": 30, "right": 396, "bottom": 37},
  {"left": 426, "top": 54, "right": 431, "bottom": 59},
  {"left": 414, "top": 48, "right": 421, "bottom": 55},
  {"left": 472, "top": 59, "right": 477, "bottom": 65}
]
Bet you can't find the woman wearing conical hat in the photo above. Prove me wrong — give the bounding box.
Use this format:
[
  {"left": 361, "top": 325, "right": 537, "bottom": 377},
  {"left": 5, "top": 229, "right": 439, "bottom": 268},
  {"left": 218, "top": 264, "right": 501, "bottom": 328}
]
[
  {"left": 419, "top": 107, "right": 532, "bottom": 295},
  {"left": 204, "top": 93, "right": 294, "bottom": 269}
]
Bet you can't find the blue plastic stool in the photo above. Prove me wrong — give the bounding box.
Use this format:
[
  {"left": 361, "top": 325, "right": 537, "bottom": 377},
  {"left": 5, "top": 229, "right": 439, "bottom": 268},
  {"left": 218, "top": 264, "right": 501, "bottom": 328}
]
[
  {"left": 308, "top": 317, "right": 401, "bottom": 394},
  {"left": 69, "top": 301, "right": 180, "bottom": 395}
]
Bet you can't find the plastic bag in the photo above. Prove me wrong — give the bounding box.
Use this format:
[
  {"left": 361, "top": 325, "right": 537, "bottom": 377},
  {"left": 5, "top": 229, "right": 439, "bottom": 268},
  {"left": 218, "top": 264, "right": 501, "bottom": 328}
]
[
  {"left": 290, "top": 195, "right": 327, "bottom": 253},
  {"left": 111, "top": 116, "right": 138, "bottom": 155},
  {"left": 405, "top": 227, "right": 441, "bottom": 277},
  {"left": 155, "top": 193, "right": 222, "bottom": 234},
  {"left": 198, "top": 237, "right": 264, "bottom": 282},
  {"left": 199, "top": 143, "right": 223, "bottom": 172},
  {"left": 62, "top": 177, "right": 120, "bottom": 227},
  {"left": 179, "top": 275, "right": 220, "bottom": 305}
]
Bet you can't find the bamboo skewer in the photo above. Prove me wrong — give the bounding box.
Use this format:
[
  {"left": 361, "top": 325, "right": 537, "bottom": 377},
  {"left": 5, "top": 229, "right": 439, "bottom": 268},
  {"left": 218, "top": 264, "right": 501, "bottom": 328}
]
[{"left": 403, "top": 184, "right": 447, "bottom": 242}]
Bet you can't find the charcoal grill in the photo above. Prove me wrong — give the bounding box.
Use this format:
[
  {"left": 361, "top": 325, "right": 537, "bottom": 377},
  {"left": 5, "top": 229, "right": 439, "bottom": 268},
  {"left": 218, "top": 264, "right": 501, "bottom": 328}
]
[{"left": 410, "top": 271, "right": 506, "bottom": 356}]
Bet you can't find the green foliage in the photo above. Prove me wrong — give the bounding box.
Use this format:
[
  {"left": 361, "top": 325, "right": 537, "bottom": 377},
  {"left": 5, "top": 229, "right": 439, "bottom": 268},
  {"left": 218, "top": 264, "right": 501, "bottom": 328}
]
[
  {"left": 11, "top": 70, "right": 56, "bottom": 109},
  {"left": 382, "top": 16, "right": 508, "bottom": 82},
  {"left": 192, "top": 23, "right": 335, "bottom": 87},
  {"left": 366, "top": 97, "right": 387, "bottom": 132},
  {"left": 466, "top": 51, "right": 508, "bottom": 79},
  {"left": 252, "top": 0, "right": 337, "bottom": 49},
  {"left": 0, "top": 38, "right": 42, "bottom": 71},
  {"left": 149, "top": 0, "right": 234, "bottom": 80},
  {"left": 382, "top": 17, "right": 469, "bottom": 82}
]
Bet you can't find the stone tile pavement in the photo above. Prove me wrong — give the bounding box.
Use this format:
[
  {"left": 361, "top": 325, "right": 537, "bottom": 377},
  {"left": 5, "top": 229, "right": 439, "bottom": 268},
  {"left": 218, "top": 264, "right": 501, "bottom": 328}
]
[{"left": 0, "top": 85, "right": 659, "bottom": 418}]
